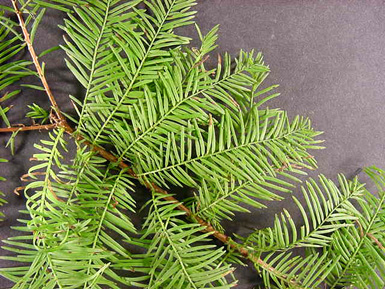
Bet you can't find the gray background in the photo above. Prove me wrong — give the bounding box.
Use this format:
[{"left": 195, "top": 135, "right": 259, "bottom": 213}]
[{"left": 0, "top": 0, "right": 384, "bottom": 288}]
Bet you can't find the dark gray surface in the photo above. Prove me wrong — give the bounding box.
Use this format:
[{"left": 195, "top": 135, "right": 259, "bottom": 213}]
[{"left": 1, "top": 1, "right": 384, "bottom": 288}]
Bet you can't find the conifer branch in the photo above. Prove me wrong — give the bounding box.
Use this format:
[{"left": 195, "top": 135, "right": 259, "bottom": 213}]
[
  {"left": 5, "top": 0, "right": 226, "bottom": 251},
  {"left": 8, "top": 3, "right": 292, "bottom": 285},
  {"left": 7, "top": 3, "right": 378, "bottom": 288}
]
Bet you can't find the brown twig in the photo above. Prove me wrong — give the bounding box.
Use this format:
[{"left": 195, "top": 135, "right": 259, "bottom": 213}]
[
  {"left": 367, "top": 233, "right": 385, "bottom": 250},
  {"left": 10, "top": 3, "right": 301, "bottom": 287},
  {"left": 192, "top": 54, "right": 210, "bottom": 69},
  {"left": 11, "top": 0, "right": 66, "bottom": 125},
  {"left": 356, "top": 220, "right": 384, "bottom": 250},
  {"left": 0, "top": 123, "right": 56, "bottom": 132}
]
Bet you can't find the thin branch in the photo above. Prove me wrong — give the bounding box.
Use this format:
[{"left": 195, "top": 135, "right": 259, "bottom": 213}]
[
  {"left": 367, "top": 233, "right": 385, "bottom": 250},
  {"left": 192, "top": 54, "right": 210, "bottom": 69},
  {"left": 356, "top": 220, "right": 384, "bottom": 250},
  {"left": 11, "top": 0, "right": 67, "bottom": 125},
  {"left": 0, "top": 123, "right": 56, "bottom": 132}
]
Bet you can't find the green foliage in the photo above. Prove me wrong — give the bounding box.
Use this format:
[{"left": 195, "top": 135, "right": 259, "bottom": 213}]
[
  {"left": 259, "top": 250, "right": 340, "bottom": 289},
  {"left": 0, "top": 1, "right": 384, "bottom": 289},
  {"left": 324, "top": 167, "right": 385, "bottom": 289},
  {"left": 188, "top": 171, "right": 297, "bottom": 230},
  {"left": 241, "top": 174, "right": 364, "bottom": 253},
  {"left": 26, "top": 103, "right": 50, "bottom": 124},
  {"left": 62, "top": 0, "right": 196, "bottom": 145},
  {"left": 123, "top": 193, "right": 237, "bottom": 288},
  {"left": 0, "top": 131, "right": 138, "bottom": 288},
  {"left": 238, "top": 167, "right": 385, "bottom": 289}
]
